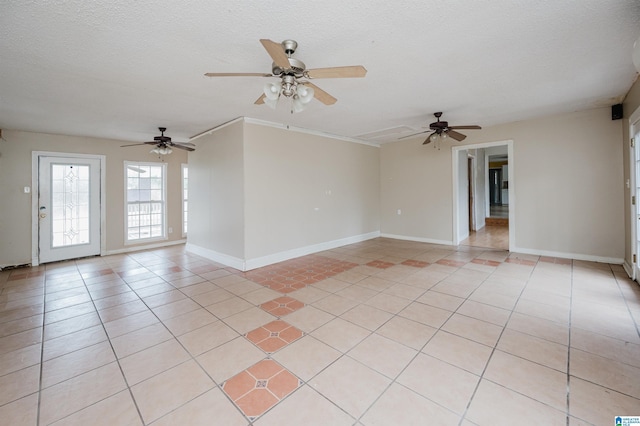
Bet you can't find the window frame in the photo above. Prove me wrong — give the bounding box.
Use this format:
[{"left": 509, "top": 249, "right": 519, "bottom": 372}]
[{"left": 124, "top": 161, "right": 168, "bottom": 244}]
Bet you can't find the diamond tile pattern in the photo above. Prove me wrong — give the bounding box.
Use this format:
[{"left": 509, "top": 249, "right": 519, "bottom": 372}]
[
  {"left": 246, "top": 320, "right": 303, "bottom": 353},
  {"left": 1, "top": 238, "right": 639, "bottom": 425},
  {"left": 222, "top": 359, "right": 299, "bottom": 418},
  {"left": 259, "top": 296, "right": 305, "bottom": 316}
]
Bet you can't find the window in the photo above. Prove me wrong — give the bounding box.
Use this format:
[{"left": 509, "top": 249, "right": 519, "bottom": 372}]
[
  {"left": 125, "top": 162, "right": 167, "bottom": 242},
  {"left": 182, "top": 164, "right": 188, "bottom": 236}
]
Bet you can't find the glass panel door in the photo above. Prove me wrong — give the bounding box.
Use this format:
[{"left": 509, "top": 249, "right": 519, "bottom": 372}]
[{"left": 39, "top": 156, "right": 101, "bottom": 263}]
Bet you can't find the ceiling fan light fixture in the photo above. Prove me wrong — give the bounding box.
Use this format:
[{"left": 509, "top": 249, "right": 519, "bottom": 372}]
[
  {"left": 297, "top": 84, "right": 314, "bottom": 104},
  {"left": 430, "top": 133, "right": 439, "bottom": 143},
  {"left": 151, "top": 146, "right": 172, "bottom": 155},
  {"left": 441, "top": 131, "right": 448, "bottom": 140},
  {"left": 264, "top": 81, "right": 282, "bottom": 100},
  {"left": 292, "top": 96, "right": 308, "bottom": 113}
]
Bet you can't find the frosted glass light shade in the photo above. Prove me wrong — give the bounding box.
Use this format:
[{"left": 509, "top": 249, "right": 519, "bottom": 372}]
[
  {"left": 441, "top": 131, "right": 448, "bottom": 140},
  {"left": 297, "top": 85, "right": 314, "bottom": 104},
  {"left": 264, "top": 97, "right": 278, "bottom": 109},
  {"left": 292, "top": 97, "right": 305, "bottom": 113},
  {"left": 264, "top": 82, "right": 282, "bottom": 100},
  {"left": 430, "top": 133, "right": 438, "bottom": 143}
]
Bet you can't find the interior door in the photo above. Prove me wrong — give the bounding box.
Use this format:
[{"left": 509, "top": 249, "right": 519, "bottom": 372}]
[{"left": 38, "top": 156, "right": 101, "bottom": 263}]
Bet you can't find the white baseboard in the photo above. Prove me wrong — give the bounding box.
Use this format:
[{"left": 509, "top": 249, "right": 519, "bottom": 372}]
[
  {"left": 185, "top": 244, "right": 246, "bottom": 271},
  {"left": 186, "top": 231, "right": 380, "bottom": 271},
  {"left": 623, "top": 260, "right": 635, "bottom": 280},
  {"left": 244, "top": 231, "right": 380, "bottom": 271},
  {"left": 104, "top": 239, "right": 187, "bottom": 256},
  {"left": 510, "top": 246, "right": 623, "bottom": 265},
  {"left": 380, "top": 233, "right": 454, "bottom": 246}
]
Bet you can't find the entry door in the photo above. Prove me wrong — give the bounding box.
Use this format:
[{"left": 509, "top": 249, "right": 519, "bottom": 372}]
[
  {"left": 635, "top": 130, "right": 640, "bottom": 279},
  {"left": 38, "top": 156, "right": 101, "bottom": 263}
]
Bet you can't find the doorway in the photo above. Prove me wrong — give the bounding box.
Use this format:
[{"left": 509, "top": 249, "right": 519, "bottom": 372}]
[
  {"left": 32, "top": 152, "right": 105, "bottom": 265},
  {"left": 452, "top": 140, "right": 514, "bottom": 250}
]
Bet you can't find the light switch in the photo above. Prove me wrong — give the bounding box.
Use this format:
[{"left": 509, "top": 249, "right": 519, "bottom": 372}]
[{"left": 24, "top": 186, "right": 30, "bottom": 194}]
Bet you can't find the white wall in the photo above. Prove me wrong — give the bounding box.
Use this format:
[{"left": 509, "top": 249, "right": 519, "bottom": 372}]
[
  {"left": 0, "top": 130, "right": 188, "bottom": 267},
  {"left": 381, "top": 107, "right": 624, "bottom": 262}
]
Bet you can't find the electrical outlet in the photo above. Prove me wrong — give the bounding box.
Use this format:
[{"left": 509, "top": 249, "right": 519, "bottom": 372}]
[
  {"left": 397, "top": 209, "right": 402, "bottom": 215},
  {"left": 168, "top": 227, "right": 173, "bottom": 234}
]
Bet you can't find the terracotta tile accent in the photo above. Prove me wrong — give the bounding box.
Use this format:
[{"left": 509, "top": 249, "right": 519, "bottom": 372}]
[
  {"left": 223, "top": 359, "right": 300, "bottom": 419},
  {"left": 436, "top": 259, "right": 467, "bottom": 268},
  {"left": 401, "top": 260, "right": 430, "bottom": 268},
  {"left": 366, "top": 260, "right": 396, "bottom": 269},
  {"left": 243, "top": 255, "right": 357, "bottom": 292},
  {"left": 246, "top": 320, "right": 303, "bottom": 353},
  {"left": 260, "top": 297, "right": 305, "bottom": 317},
  {"left": 505, "top": 258, "right": 537, "bottom": 266},
  {"left": 471, "top": 259, "right": 501, "bottom": 267}
]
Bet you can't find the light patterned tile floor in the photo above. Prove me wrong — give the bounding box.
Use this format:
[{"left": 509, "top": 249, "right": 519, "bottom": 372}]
[{"left": 1, "top": 238, "right": 640, "bottom": 425}]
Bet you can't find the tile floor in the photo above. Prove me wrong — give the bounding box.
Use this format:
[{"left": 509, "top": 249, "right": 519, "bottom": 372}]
[
  {"left": 1, "top": 238, "right": 639, "bottom": 425},
  {"left": 462, "top": 225, "right": 509, "bottom": 251}
]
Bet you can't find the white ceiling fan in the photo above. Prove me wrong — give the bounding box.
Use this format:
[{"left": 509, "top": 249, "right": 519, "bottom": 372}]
[{"left": 204, "top": 39, "right": 367, "bottom": 112}]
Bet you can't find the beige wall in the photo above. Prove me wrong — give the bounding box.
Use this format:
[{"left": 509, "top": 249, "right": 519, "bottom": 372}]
[
  {"left": 380, "top": 140, "right": 454, "bottom": 244},
  {"left": 381, "top": 107, "right": 625, "bottom": 261},
  {"left": 187, "top": 119, "right": 380, "bottom": 269},
  {"left": 187, "top": 121, "right": 245, "bottom": 259},
  {"left": 623, "top": 77, "right": 640, "bottom": 269},
  {"left": 243, "top": 123, "right": 380, "bottom": 261},
  {"left": 0, "top": 130, "right": 187, "bottom": 267}
]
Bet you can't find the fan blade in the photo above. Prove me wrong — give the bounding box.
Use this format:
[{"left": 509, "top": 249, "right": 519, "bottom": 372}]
[
  {"left": 399, "top": 130, "right": 430, "bottom": 140},
  {"left": 423, "top": 133, "right": 436, "bottom": 145},
  {"left": 260, "top": 39, "right": 290, "bottom": 70},
  {"left": 172, "top": 144, "right": 195, "bottom": 152},
  {"left": 254, "top": 93, "right": 266, "bottom": 105},
  {"left": 204, "top": 72, "right": 272, "bottom": 77},
  {"left": 120, "top": 143, "right": 148, "bottom": 147},
  {"left": 448, "top": 125, "right": 481, "bottom": 130},
  {"left": 447, "top": 130, "right": 467, "bottom": 141},
  {"left": 305, "top": 82, "right": 337, "bottom": 105},
  {"left": 306, "top": 65, "right": 367, "bottom": 79},
  {"left": 172, "top": 142, "right": 196, "bottom": 147}
]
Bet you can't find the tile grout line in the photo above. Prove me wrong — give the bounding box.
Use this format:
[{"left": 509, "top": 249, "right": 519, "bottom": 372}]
[
  {"left": 456, "top": 254, "right": 538, "bottom": 425},
  {"left": 565, "top": 259, "right": 574, "bottom": 426}
]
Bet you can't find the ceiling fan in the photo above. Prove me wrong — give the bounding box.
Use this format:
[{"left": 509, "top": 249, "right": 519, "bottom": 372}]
[
  {"left": 121, "top": 127, "right": 195, "bottom": 154},
  {"left": 402, "top": 112, "right": 482, "bottom": 145},
  {"left": 204, "top": 39, "right": 367, "bottom": 111}
]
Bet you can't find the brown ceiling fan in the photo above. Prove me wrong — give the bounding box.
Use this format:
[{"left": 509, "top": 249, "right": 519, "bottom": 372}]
[
  {"left": 204, "top": 39, "right": 367, "bottom": 110},
  {"left": 121, "top": 127, "right": 195, "bottom": 154},
  {"left": 402, "top": 112, "right": 482, "bottom": 144}
]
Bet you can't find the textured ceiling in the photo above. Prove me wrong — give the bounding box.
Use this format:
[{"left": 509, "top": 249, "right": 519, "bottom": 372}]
[{"left": 1, "top": 0, "right": 639, "bottom": 144}]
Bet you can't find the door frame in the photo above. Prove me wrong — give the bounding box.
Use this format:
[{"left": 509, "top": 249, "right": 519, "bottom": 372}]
[
  {"left": 468, "top": 155, "right": 476, "bottom": 231},
  {"left": 629, "top": 106, "right": 640, "bottom": 280},
  {"left": 31, "top": 151, "right": 106, "bottom": 266},
  {"left": 452, "top": 139, "right": 514, "bottom": 248}
]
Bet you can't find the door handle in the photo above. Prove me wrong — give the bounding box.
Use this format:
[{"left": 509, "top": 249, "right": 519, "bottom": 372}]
[{"left": 40, "top": 213, "right": 46, "bottom": 219}]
